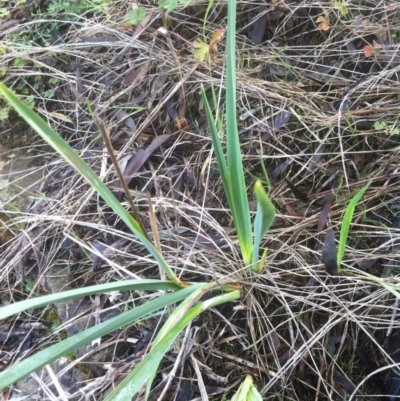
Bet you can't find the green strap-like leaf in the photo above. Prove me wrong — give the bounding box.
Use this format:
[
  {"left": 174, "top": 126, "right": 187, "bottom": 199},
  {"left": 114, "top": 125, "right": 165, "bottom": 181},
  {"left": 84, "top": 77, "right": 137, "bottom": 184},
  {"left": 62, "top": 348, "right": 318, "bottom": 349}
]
[
  {"left": 231, "top": 375, "right": 253, "bottom": 401},
  {"left": 104, "top": 289, "right": 241, "bottom": 401},
  {"left": 201, "top": 85, "right": 230, "bottom": 200},
  {"left": 0, "top": 285, "right": 203, "bottom": 390},
  {"left": 225, "top": 0, "right": 252, "bottom": 265},
  {"left": 144, "top": 283, "right": 210, "bottom": 399},
  {"left": 0, "top": 83, "right": 182, "bottom": 286},
  {"left": 0, "top": 280, "right": 181, "bottom": 320},
  {"left": 337, "top": 181, "right": 371, "bottom": 268}
]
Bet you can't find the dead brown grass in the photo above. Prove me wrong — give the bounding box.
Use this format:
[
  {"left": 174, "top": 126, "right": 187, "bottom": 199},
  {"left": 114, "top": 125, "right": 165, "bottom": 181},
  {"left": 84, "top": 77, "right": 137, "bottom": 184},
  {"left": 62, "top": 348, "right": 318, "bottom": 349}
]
[{"left": 1, "top": 0, "right": 400, "bottom": 400}]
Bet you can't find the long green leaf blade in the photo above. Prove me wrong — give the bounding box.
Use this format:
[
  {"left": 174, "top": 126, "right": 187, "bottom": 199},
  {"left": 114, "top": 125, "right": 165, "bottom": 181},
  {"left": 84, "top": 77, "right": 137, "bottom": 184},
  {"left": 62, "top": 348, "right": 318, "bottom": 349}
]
[
  {"left": 377, "top": 281, "right": 400, "bottom": 300},
  {"left": 143, "top": 282, "right": 240, "bottom": 398},
  {"left": 145, "top": 283, "right": 210, "bottom": 399},
  {"left": 201, "top": 86, "right": 230, "bottom": 204},
  {"left": 337, "top": 181, "right": 371, "bottom": 268},
  {"left": 104, "top": 289, "right": 241, "bottom": 401},
  {"left": 0, "top": 280, "right": 181, "bottom": 320},
  {"left": 225, "top": 0, "right": 252, "bottom": 265},
  {"left": 0, "top": 285, "right": 202, "bottom": 389},
  {"left": 0, "top": 83, "right": 181, "bottom": 286}
]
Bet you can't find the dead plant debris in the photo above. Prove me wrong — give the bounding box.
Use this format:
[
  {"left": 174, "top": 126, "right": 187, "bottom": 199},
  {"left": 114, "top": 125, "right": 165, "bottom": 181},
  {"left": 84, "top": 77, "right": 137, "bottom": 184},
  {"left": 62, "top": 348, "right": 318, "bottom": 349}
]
[{"left": 1, "top": 0, "right": 400, "bottom": 400}]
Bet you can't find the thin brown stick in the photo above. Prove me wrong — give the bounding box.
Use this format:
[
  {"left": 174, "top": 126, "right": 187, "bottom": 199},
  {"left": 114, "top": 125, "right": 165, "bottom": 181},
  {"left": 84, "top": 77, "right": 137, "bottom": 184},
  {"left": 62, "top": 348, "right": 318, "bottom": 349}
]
[{"left": 93, "top": 114, "right": 151, "bottom": 242}]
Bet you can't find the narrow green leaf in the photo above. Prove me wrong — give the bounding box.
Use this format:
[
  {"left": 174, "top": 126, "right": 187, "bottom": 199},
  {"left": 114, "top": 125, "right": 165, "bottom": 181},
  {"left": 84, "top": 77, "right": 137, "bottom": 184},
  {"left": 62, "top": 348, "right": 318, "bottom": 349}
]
[
  {"left": 145, "top": 283, "right": 210, "bottom": 399},
  {"left": 337, "top": 181, "right": 371, "bottom": 268},
  {"left": 257, "top": 247, "right": 269, "bottom": 274},
  {"left": 0, "top": 285, "right": 202, "bottom": 390},
  {"left": 201, "top": 0, "right": 256, "bottom": 266},
  {"left": 231, "top": 375, "right": 263, "bottom": 401},
  {"left": 104, "top": 290, "right": 240, "bottom": 401},
  {"left": 254, "top": 182, "right": 275, "bottom": 235},
  {"left": 201, "top": 85, "right": 230, "bottom": 200},
  {"left": 231, "top": 375, "right": 253, "bottom": 401},
  {"left": 0, "top": 83, "right": 182, "bottom": 286},
  {"left": 247, "top": 386, "right": 264, "bottom": 401},
  {"left": 0, "top": 280, "right": 181, "bottom": 320},
  {"left": 152, "top": 284, "right": 208, "bottom": 346},
  {"left": 144, "top": 282, "right": 240, "bottom": 398},
  {"left": 378, "top": 281, "right": 400, "bottom": 300},
  {"left": 259, "top": 147, "right": 272, "bottom": 192},
  {"left": 350, "top": 273, "right": 400, "bottom": 302},
  {"left": 202, "top": 0, "right": 215, "bottom": 36},
  {"left": 252, "top": 181, "right": 275, "bottom": 270},
  {"left": 226, "top": 0, "right": 252, "bottom": 265}
]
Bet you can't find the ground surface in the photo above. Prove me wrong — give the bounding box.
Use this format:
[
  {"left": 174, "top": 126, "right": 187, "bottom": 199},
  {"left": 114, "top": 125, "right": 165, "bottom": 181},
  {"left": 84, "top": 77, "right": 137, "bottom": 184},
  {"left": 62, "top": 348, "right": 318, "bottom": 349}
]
[{"left": 1, "top": 0, "right": 400, "bottom": 400}]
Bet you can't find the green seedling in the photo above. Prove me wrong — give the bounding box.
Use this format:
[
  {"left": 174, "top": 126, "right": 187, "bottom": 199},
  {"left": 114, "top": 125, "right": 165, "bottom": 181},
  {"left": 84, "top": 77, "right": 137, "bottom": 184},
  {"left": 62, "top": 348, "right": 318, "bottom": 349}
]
[
  {"left": 334, "top": 0, "right": 349, "bottom": 17},
  {"left": 124, "top": 7, "right": 147, "bottom": 26},
  {"left": 0, "top": 7, "right": 9, "bottom": 17},
  {"left": 201, "top": 0, "right": 275, "bottom": 272},
  {"left": 364, "top": 40, "right": 382, "bottom": 58},
  {"left": 159, "top": 0, "right": 190, "bottom": 13},
  {"left": 194, "top": 28, "right": 225, "bottom": 64},
  {"left": 337, "top": 181, "right": 371, "bottom": 269},
  {"left": 0, "top": 108, "right": 9, "bottom": 121},
  {"left": 231, "top": 375, "right": 263, "bottom": 401},
  {"left": 374, "top": 120, "right": 400, "bottom": 136},
  {"left": 323, "top": 181, "right": 400, "bottom": 305}
]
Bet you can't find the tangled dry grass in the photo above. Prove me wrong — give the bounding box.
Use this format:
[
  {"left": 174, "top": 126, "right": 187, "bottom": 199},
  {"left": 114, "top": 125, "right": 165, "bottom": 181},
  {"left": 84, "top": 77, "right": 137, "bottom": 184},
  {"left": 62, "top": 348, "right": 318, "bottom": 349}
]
[{"left": 1, "top": 0, "right": 400, "bottom": 400}]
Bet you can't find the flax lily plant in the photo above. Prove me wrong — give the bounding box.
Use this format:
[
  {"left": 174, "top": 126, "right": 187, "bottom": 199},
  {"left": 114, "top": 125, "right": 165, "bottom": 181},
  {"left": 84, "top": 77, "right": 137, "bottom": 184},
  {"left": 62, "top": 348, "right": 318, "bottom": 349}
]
[
  {"left": 200, "top": 0, "right": 275, "bottom": 271},
  {"left": 0, "top": 0, "right": 272, "bottom": 399}
]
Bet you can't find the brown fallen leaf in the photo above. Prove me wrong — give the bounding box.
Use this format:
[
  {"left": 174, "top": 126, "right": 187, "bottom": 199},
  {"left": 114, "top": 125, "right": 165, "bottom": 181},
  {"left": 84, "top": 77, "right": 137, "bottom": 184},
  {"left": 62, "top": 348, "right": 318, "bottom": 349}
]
[
  {"left": 248, "top": 5, "right": 267, "bottom": 44},
  {"left": 123, "top": 134, "right": 172, "bottom": 182},
  {"left": 147, "top": 71, "right": 168, "bottom": 110},
  {"left": 91, "top": 238, "right": 130, "bottom": 271},
  {"left": 133, "top": 11, "right": 153, "bottom": 38},
  {"left": 0, "top": 19, "right": 19, "bottom": 32},
  {"left": 122, "top": 64, "right": 148, "bottom": 87},
  {"left": 260, "top": 109, "right": 291, "bottom": 141},
  {"left": 272, "top": 148, "right": 306, "bottom": 179},
  {"left": 285, "top": 179, "right": 308, "bottom": 202},
  {"left": 112, "top": 109, "right": 136, "bottom": 131},
  {"left": 69, "top": 78, "right": 84, "bottom": 103},
  {"left": 283, "top": 202, "right": 299, "bottom": 217}
]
